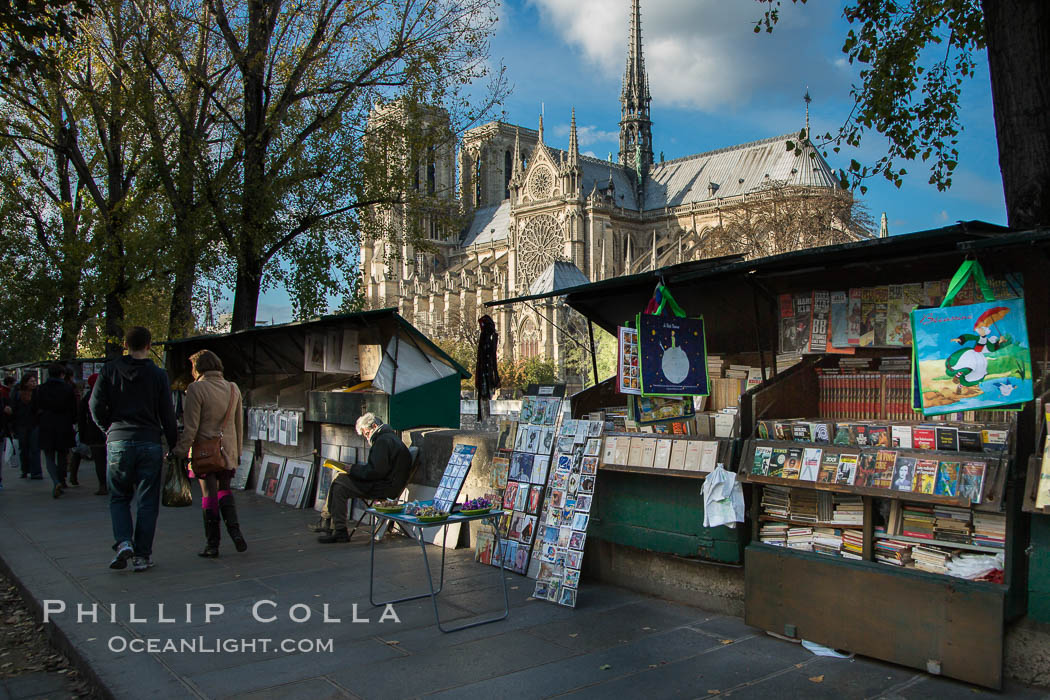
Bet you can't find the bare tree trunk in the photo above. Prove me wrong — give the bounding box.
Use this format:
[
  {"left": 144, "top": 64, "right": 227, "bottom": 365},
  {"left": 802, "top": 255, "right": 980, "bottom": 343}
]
[{"left": 983, "top": 0, "right": 1050, "bottom": 229}]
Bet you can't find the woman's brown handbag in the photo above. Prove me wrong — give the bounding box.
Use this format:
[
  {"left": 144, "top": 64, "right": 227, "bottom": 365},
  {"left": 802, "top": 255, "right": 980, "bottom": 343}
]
[{"left": 189, "top": 385, "right": 236, "bottom": 474}]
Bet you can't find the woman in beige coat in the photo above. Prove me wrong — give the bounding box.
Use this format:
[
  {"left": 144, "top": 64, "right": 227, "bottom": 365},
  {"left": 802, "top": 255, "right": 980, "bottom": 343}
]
[{"left": 174, "top": 350, "right": 246, "bottom": 557}]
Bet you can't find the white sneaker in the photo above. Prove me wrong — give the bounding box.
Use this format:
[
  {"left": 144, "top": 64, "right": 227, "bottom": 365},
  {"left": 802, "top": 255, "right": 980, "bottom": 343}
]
[
  {"left": 131, "top": 556, "right": 154, "bottom": 572},
  {"left": 109, "top": 541, "right": 133, "bottom": 570}
]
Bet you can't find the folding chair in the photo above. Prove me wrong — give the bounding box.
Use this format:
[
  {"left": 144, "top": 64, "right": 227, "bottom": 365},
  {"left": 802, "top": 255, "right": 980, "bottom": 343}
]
[{"left": 347, "top": 445, "right": 420, "bottom": 542}]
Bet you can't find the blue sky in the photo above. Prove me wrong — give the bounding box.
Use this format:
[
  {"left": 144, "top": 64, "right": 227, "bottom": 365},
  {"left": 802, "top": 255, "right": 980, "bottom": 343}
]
[{"left": 255, "top": 0, "right": 1006, "bottom": 324}]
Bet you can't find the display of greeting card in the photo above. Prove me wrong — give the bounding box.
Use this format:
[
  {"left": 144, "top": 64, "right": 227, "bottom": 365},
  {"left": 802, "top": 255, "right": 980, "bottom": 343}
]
[
  {"left": 618, "top": 326, "right": 641, "bottom": 395},
  {"left": 433, "top": 444, "right": 477, "bottom": 513}
]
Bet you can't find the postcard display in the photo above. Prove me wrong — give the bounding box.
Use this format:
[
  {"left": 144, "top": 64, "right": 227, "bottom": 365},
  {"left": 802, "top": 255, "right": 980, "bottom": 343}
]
[
  {"left": 532, "top": 417, "right": 604, "bottom": 608},
  {"left": 745, "top": 268, "right": 1029, "bottom": 689},
  {"left": 476, "top": 390, "right": 562, "bottom": 577}
]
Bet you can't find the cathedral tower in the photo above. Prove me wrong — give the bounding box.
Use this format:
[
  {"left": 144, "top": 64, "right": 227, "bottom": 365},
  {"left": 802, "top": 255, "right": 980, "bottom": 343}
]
[{"left": 619, "top": 0, "right": 653, "bottom": 179}]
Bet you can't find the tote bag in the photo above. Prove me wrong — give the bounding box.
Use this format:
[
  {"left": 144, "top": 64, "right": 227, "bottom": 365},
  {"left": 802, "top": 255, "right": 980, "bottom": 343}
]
[
  {"left": 910, "top": 260, "right": 1032, "bottom": 416},
  {"left": 635, "top": 284, "right": 710, "bottom": 398}
]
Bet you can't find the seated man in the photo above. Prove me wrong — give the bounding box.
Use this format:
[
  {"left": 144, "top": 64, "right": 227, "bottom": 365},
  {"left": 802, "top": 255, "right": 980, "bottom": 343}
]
[{"left": 316, "top": 412, "right": 412, "bottom": 543}]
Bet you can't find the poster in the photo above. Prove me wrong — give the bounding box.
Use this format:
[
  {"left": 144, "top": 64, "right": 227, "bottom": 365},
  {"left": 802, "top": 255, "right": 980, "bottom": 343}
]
[
  {"left": 911, "top": 297, "right": 1032, "bottom": 415},
  {"left": 277, "top": 458, "right": 312, "bottom": 508},
  {"left": 304, "top": 333, "right": 325, "bottom": 372},
  {"left": 636, "top": 313, "right": 709, "bottom": 397},
  {"left": 617, "top": 326, "right": 640, "bottom": 395},
  {"left": 233, "top": 449, "right": 255, "bottom": 490},
  {"left": 256, "top": 455, "right": 286, "bottom": 500}
]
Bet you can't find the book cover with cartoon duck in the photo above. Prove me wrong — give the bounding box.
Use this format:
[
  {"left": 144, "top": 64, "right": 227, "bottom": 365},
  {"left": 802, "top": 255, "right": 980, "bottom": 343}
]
[
  {"left": 636, "top": 313, "right": 710, "bottom": 397},
  {"left": 912, "top": 298, "right": 1033, "bottom": 415}
]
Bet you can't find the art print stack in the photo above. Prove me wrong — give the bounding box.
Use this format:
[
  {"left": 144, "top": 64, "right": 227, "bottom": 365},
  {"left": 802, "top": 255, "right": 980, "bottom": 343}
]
[
  {"left": 489, "top": 394, "right": 560, "bottom": 574},
  {"left": 533, "top": 418, "right": 602, "bottom": 608}
]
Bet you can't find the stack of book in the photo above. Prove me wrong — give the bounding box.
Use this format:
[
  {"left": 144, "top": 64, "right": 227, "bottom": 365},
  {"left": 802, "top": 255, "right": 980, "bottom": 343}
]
[
  {"left": 759, "top": 522, "right": 788, "bottom": 546},
  {"left": 707, "top": 355, "right": 724, "bottom": 379},
  {"left": 972, "top": 512, "right": 1007, "bottom": 549},
  {"left": 911, "top": 544, "right": 951, "bottom": 574},
  {"left": 832, "top": 495, "right": 864, "bottom": 525},
  {"left": 841, "top": 529, "right": 864, "bottom": 559},
  {"left": 812, "top": 527, "right": 843, "bottom": 557},
  {"left": 786, "top": 527, "right": 814, "bottom": 551},
  {"left": 789, "top": 489, "right": 819, "bottom": 523},
  {"left": 874, "top": 537, "right": 914, "bottom": 567},
  {"left": 816, "top": 492, "right": 834, "bottom": 522},
  {"left": 880, "top": 356, "right": 911, "bottom": 372},
  {"left": 932, "top": 506, "right": 973, "bottom": 545},
  {"left": 901, "top": 505, "right": 936, "bottom": 539},
  {"left": 760, "top": 486, "right": 791, "bottom": 519}
]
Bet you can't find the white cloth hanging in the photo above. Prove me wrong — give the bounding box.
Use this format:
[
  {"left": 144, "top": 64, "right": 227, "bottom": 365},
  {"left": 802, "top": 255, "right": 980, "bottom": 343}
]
[{"left": 702, "top": 464, "right": 746, "bottom": 528}]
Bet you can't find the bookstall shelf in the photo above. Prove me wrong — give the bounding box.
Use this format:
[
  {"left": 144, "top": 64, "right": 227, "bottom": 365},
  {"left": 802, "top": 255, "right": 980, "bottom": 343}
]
[
  {"left": 872, "top": 533, "right": 1004, "bottom": 554},
  {"left": 598, "top": 463, "right": 706, "bottom": 480},
  {"left": 740, "top": 348, "right": 1020, "bottom": 690}
]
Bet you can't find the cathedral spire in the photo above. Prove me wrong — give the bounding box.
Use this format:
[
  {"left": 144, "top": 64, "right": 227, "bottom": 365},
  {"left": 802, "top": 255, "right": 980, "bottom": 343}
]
[
  {"left": 511, "top": 126, "right": 522, "bottom": 179},
  {"left": 538, "top": 109, "right": 544, "bottom": 143},
  {"left": 619, "top": 0, "right": 653, "bottom": 178},
  {"left": 568, "top": 107, "right": 579, "bottom": 167}
]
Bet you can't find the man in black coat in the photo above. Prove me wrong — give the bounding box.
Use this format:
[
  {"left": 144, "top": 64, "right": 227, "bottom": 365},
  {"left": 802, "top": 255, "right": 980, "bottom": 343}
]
[
  {"left": 316, "top": 412, "right": 412, "bottom": 543},
  {"left": 33, "top": 363, "right": 77, "bottom": 498}
]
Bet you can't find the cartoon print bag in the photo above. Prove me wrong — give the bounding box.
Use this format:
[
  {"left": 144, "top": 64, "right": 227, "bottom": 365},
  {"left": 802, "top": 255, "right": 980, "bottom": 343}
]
[
  {"left": 635, "top": 284, "right": 710, "bottom": 397},
  {"left": 910, "top": 260, "right": 1032, "bottom": 416}
]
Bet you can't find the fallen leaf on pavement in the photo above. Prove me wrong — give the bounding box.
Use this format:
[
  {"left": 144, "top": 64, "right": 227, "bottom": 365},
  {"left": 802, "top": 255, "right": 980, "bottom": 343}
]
[
  {"left": 720, "top": 639, "right": 733, "bottom": 645},
  {"left": 809, "top": 675, "right": 824, "bottom": 683},
  {"left": 600, "top": 664, "right": 611, "bottom": 670}
]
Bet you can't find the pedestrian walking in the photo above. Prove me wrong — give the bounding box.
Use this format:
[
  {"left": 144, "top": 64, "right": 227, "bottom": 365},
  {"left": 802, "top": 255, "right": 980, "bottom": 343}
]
[
  {"left": 172, "top": 350, "right": 246, "bottom": 558},
  {"left": 90, "top": 327, "right": 178, "bottom": 572},
  {"left": 34, "top": 364, "right": 77, "bottom": 498},
  {"left": 70, "top": 373, "right": 107, "bottom": 495},
  {"left": 11, "top": 375, "right": 41, "bottom": 480}
]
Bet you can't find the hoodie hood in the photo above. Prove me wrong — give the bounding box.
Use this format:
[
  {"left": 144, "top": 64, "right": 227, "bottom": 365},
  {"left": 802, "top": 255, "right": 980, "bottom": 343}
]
[{"left": 115, "top": 355, "right": 152, "bottom": 381}]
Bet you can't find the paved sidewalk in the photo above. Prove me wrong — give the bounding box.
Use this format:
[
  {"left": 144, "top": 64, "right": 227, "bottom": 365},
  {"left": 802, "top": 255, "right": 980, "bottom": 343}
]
[{"left": 0, "top": 465, "right": 1044, "bottom": 699}]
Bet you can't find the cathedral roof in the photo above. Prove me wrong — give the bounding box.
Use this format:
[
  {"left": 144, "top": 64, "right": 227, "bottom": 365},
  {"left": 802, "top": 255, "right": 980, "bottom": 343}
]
[
  {"left": 578, "top": 156, "right": 639, "bottom": 209},
  {"left": 642, "top": 134, "right": 839, "bottom": 211},
  {"left": 529, "top": 261, "right": 591, "bottom": 297},
  {"left": 461, "top": 199, "right": 512, "bottom": 247}
]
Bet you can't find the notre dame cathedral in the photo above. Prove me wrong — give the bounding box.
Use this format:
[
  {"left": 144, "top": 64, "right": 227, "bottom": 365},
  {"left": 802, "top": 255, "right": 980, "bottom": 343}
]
[{"left": 359, "top": 0, "right": 858, "bottom": 374}]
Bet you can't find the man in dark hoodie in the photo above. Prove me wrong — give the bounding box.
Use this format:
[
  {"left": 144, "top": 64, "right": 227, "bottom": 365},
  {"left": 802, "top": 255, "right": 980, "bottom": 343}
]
[{"left": 90, "top": 327, "right": 178, "bottom": 572}]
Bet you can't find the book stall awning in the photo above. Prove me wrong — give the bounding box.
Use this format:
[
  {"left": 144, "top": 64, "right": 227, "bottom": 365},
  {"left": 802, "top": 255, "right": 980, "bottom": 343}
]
[{"left": 163, "top": 308, "right": 470, "bottom": 432}]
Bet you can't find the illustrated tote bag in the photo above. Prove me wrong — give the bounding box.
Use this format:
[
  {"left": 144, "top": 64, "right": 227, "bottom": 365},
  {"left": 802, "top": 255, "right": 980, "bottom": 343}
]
[
  {"left": 636, "top": 284, "right": 710, "bottom": 398},
  {"left": 910, "top": 260, "right": 1033, "bottom": 416}
]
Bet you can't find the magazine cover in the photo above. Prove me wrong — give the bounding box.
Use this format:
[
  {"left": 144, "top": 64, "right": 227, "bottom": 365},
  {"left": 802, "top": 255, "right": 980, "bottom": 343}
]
[
  {"left": 912, "top": 297, "right": 1033, "bottom": 415},
  {"left": 636, "top": 312, "right": 709, "bottom": 397}
]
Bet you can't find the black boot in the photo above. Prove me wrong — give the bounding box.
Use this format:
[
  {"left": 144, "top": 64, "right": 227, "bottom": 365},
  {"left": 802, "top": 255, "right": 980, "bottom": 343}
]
[
  {"left": 218, "top": 495, "right": 248, "bottom": 552},
  {"left": 308, "top": 516, "right": 333, "bottom": 534},
  {"left": 69, "top": 453, "right": 80, "bottom": 486},
  {"left": 317, "top": 529, "right": 350, "bottom": 544},
  {"left": 199, "top": 510, "right": 221, "bottom": 558}
]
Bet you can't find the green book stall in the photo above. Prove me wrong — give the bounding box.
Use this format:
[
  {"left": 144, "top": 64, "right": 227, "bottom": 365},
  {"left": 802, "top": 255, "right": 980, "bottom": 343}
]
[{"left": 164, "top": 309, "right": 470, "bottom": 509}]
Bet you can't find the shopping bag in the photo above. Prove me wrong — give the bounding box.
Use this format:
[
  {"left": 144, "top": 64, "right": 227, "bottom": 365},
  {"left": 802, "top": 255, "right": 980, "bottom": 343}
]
[
  {"left": 161, "top": 456, "right": 193, "bottom": 507},
  {"left": 636, "top": 284, "right": 709, "bottom": 397},
  {"left": 910, "top": 260, "right": 1032, "bottom": 416}
]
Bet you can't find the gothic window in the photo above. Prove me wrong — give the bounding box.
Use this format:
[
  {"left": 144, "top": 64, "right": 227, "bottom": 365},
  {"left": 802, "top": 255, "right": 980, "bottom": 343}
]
[
  {"left": 427, "top": 145, "right": 436, "bottom": 195},
  {"left": 528, "top": 165, "right": 554, "bottom": 200},
  {"left": 517, "top": 214, "right": 564, "bottom": 290},
  {"left": 474, "top": 153, "right": 482, "bottom": 206},
  {"left": 504, "top": 149, "right": 512, "bottom": 199},
  {"left": 519, "top": 318, "right": 540, "bottom": 358}
]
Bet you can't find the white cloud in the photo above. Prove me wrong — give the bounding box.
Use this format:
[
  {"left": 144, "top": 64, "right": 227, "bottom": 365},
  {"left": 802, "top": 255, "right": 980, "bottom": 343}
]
[
  {"left": 552, "top": 122, "right": 619, "bottom": 147},
  {"left": 527, "top": 0, "right": 850, "bottom": 112}
]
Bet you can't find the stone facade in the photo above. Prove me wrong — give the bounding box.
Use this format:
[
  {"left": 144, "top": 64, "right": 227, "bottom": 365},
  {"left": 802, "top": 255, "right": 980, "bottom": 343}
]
[{"left": 360, "top": 0, "right": 857, "bottom": 376}]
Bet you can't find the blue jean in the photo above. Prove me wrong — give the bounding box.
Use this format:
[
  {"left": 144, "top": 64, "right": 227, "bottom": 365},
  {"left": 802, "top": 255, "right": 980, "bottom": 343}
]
[
  {"left": 107, "top": 440, "right": 164, "bottom": 557},
  {"left": 17, "top": 428, "right": 40, "bottom": 477},
  {"left": 42, "top": 448, "right": 68, "bottom": 487}
]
